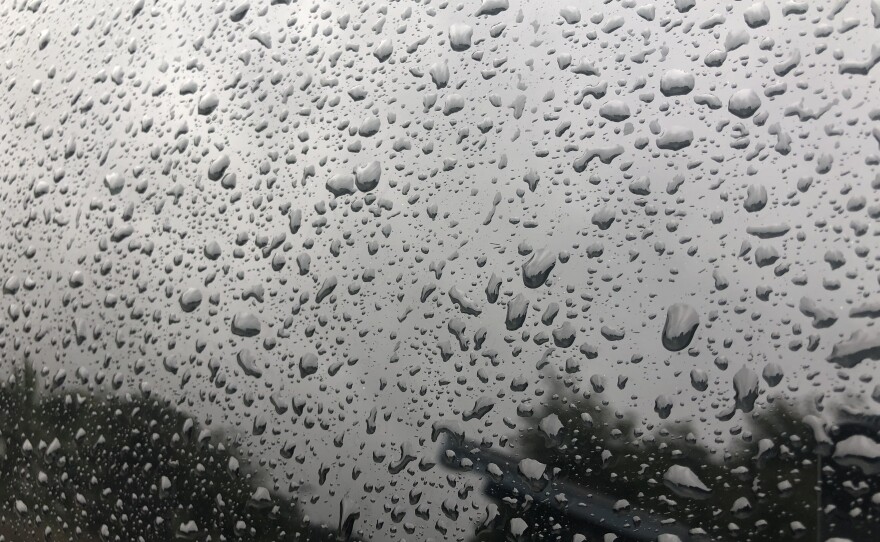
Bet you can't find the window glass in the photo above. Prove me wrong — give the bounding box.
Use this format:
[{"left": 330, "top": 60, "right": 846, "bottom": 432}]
[{"left": 1, "top": 1, "right": 878, "bottom": 541}]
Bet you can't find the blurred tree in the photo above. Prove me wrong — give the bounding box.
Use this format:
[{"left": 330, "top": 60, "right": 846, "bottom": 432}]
[
  {"left": 0, "top": 361, "right": 348, "bottom": 542},
  {"left": 457, "top": 379, "right": 878, "bottom": 542}
]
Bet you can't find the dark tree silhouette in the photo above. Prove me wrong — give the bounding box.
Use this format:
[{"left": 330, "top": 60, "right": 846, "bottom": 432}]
[
  {"left": 449, "top": 378, "right": 879, "bottom": 542},
  {"left": 0, "top": 361, "right": 347, "bottom": 542}
]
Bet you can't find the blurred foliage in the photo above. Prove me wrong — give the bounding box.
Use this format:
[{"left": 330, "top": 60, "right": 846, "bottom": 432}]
[
  {"left": 0, "top": 361, "right": 347, "bottom": 542},
  {"left": 465, "top": 378, "right": 879, "bottom": 542}
]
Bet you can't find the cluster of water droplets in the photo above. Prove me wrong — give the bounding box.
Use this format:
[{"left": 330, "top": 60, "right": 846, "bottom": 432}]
[{"left": 0, "top": 0, "right": 879, "bottom": 541}]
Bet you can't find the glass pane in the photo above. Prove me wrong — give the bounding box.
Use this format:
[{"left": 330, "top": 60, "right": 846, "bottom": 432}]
[{"left": 1, "top": 1, "right": 878, "bottom": 541}]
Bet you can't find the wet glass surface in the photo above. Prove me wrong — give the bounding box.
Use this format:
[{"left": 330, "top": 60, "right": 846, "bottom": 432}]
[{"left": 1, "top": 0, "right": 879, "bottom": 540}]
